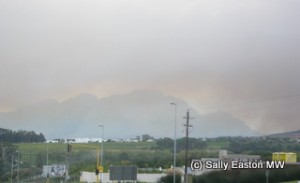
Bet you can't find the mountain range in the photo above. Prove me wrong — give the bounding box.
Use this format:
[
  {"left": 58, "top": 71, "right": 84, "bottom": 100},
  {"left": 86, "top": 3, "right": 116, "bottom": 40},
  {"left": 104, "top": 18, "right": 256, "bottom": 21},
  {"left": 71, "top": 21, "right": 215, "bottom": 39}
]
[
  {"left": 268, "top": 130, "right": 300, "bottom": 138},
  {"left": 0, "top": 90, "right": 258, "bottom": 139}
]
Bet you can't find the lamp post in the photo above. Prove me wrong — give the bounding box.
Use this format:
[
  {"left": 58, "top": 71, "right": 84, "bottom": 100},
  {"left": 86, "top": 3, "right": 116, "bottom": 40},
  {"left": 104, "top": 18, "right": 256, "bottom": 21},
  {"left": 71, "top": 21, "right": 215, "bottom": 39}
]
[
  {"left": 46, "top": 142, "right": 48, "bottom": 166},
  {"left": 46, "top": 142, "right": 50, "bottom": 183},
  {"left": 17, "top": 151, "right": 19, "bottom": 183},
  {"left": 98, "top": 125, "right": 104, "bottom": 182},
  {"left": 170, "top": 102, "right": 177, "bottom": 183},
  {"left": 11, "top": 154, "right": 14, "bottom": 183}
]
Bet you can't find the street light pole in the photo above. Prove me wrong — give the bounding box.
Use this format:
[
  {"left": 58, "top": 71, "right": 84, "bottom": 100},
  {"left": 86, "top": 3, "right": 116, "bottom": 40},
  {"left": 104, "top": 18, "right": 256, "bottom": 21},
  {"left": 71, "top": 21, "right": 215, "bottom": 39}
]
[
  {"left": 11, "top": 154, "right": 13, "bottom": 183},
  {"left": 47, "top": 142, "right": 48, "bottom": 166},
  {"left": 98, "top": 125, "right": 104, "bottom": 182},
  {"left": 17, "top": 151, "right": 19, "bottom": 183},
  {"left": 170, "top": 102, "right": 177, "bottom": 183},
  {"left": 47, "top": 142, "right": 50, "bottom": 183}
]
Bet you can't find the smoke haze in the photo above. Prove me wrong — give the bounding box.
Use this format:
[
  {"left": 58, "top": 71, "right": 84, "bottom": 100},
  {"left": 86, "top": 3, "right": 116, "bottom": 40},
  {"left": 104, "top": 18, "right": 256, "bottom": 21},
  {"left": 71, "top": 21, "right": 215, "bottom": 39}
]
[{"left": 1, "top": 0, "right": 300, "bottom": 135}]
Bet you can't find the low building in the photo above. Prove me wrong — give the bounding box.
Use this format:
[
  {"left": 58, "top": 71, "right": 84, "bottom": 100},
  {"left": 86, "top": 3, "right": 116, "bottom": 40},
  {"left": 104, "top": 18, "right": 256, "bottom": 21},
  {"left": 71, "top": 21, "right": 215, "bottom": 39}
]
[
  {"left": 272, "top": 152, "right": 297, "bottom": 163},
  {"left": 79, "top": 172, "right": 165, "bottom": 183},
  {"left": 220, "top": 150, "right": 260, "bottom": 164}
]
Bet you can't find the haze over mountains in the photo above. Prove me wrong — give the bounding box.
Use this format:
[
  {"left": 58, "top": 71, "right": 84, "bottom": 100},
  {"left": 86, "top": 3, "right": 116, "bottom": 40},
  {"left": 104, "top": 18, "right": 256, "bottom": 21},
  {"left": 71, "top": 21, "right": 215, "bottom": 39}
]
[
  {"left": 0, "top": 90, "right": 258, "bottom": 139},
  {"left": 269, "top": 130, "right": 300, "bottom": 138}
]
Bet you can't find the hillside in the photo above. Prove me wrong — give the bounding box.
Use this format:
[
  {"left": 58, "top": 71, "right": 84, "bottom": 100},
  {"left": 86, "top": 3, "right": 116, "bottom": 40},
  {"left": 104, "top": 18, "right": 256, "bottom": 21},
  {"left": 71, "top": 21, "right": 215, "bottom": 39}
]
[
  {"left": 0, "top": 90, "right": 258, "bottom": 139},
  {"left": 269, "top": 129, "right": 300, "bottom": 138}
]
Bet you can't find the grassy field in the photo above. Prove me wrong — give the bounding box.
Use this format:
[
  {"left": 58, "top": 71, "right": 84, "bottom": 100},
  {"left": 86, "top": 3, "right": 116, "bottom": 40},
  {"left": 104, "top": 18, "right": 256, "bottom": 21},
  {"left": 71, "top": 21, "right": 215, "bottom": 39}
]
[
  {"left": 16, "top": 140, "right": 226, "bottom": 168},
  {"left": 17, "top": 140, "right": 225, "bottom": 156},
  {"left": 206, "top": 141, "right": 229, "bottom": 150},
  {"left": 18, "top": 141, "right": 157, "bottom": 153},
  {"left": 9, "top": 141, "right": 300, "bottom": 183},
  {"left": 17, "top": 141, "right": 157, "bottom": 163}
]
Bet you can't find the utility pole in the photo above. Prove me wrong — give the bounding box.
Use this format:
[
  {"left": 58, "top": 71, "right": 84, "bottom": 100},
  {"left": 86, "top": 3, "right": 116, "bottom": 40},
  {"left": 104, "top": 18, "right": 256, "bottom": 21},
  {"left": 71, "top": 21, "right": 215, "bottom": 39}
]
[
  {"left": 66, "top": 143, "right": 72, "bottom": 182},
  {"left": 183, "top": 110, "right": 192, "bottom": 183}
]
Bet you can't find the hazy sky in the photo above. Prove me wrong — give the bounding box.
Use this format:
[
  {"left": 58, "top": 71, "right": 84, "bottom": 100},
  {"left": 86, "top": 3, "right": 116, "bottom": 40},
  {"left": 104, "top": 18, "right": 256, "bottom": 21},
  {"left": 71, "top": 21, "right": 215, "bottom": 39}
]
[{"left": 1, "top": 0, "right": 300, "bottom": 134}]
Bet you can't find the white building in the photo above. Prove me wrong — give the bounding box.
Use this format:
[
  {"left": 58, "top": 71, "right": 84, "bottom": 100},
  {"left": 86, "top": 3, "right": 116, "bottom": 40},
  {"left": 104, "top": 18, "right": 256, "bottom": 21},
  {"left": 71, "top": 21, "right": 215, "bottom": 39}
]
[{"left": 80, "top": 172, "right": 165, "bottom": 183}]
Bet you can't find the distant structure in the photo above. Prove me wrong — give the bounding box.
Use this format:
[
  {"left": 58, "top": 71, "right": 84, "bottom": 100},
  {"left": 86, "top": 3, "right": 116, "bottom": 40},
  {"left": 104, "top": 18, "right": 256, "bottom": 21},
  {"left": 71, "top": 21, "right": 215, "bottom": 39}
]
[
  {"left": 46, "top": 138, "right": 104, "bottom": 143},
  {"left": 272, "top": 152, "right": 297, "bottom": 163},
  {"left": 42, "top": 165, "right": 66, "bottom": 177},
  {"left": 80, "top": 172, "right": 165, "bottom": 183},
  {"left": 46, "top": 137, "right": 152, "bottom": 144},
  {"left": 109, "top": 165, "right": 137, "bottom": 182},
  {"left": 219, "top": 150, "right": 260, "bottom": 163}
]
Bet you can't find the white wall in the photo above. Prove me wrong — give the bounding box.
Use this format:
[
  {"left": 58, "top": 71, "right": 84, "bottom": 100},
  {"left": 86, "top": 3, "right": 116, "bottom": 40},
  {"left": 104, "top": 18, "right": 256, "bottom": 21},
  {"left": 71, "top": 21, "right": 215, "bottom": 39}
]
[{"left": 80, "top": 172, "right": 165, "bottom": 183}]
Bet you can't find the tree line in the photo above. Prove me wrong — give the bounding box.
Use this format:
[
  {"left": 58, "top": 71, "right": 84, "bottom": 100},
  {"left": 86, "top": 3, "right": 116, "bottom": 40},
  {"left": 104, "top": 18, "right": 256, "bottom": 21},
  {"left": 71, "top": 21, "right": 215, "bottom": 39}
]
[
  {"left": 0, "top": 128, "right": 46, "bottom": 143},
  {"left": 226, "top": 136, "right": 300, "bottom": 154},
  {"left": 156, "top": 137, "right": 208, "bottom": 152}
]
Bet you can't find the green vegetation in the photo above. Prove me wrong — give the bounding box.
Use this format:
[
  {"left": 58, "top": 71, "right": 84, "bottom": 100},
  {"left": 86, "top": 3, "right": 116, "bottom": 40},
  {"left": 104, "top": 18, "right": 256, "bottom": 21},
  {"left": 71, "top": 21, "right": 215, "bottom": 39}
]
[
  {"left": 9, "top": 138, "right": 210, "bottom": 182},
  {"left": 0, "top": 143, "right": 18, "bottom": 182},
  {"left": 0, "top": 128, "right": 45, "bottom": 143},
  {"left": 156, "top": 137, "right": 208, "bottom": 152},
  {"left": 226, "top": 136, "right": 300, "bottom": 161},
  {"left": 228, "top": 137, "right": 300, "bottom": 154},
  {"left": 192, "top": 165, "right": 300, "bottom": 183},
  {"left": 158, "top": 174, "right": 181, "bottom": 183},
  {"left": 1, "top": 136, "right": 300, "bottom": 182}
]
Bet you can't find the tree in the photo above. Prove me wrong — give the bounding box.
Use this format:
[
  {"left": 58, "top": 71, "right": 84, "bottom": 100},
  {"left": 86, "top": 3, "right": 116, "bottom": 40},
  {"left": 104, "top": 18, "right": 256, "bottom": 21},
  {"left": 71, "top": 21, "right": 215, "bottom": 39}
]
[
  {"left": 157, "top": 137, "right": 207, "bottom": 151},
  {"left": 158, "top": 173, "right": 181, "bottom": 183},
  {"left": 156, "top": 137, "right": 173, "bottom": 149},
  {"left": 0, "top": 142, "right": 18, "bottom": 181},
  {"left": 119, "top": 152, "right": 129, "bottom": 161},
  {"left": 135, "top": 136, "right": 141, "bottom": 142},
  {"left": 141, "top": 134, "right": 154, "bottom": 142},
  {"left": 0, "top": 128, "right": 46, "bottom": 143}
]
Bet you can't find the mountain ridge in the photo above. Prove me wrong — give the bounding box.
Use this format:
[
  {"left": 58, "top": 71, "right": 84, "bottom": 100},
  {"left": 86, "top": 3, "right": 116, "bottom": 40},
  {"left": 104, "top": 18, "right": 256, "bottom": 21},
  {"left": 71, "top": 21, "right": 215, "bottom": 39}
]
[
  {"left": 0, "top": 90, "right": 258, "bottom": 139},
  {"left": 268, "top": 129, "right": 300, "bottom": 138}
]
